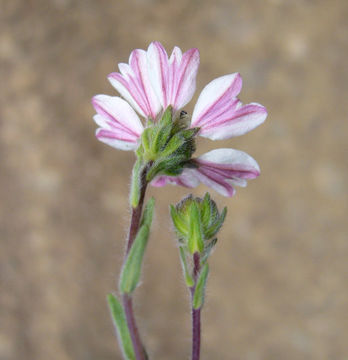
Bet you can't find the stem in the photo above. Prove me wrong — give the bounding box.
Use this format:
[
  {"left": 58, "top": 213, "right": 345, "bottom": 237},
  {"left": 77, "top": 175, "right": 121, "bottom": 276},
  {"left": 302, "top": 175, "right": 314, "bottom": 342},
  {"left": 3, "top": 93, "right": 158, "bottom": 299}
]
[
  {"left": 191, "top": 308, "right": 201, "bottom": 360},
  {"left": 126, "top": 167, "right": 148, "bottom": 254},
  {"left": 123, "top": 294, "right": 147, "bottom": 360},
  {"left": 191, "top": 252, "right": 201, "bottom": 360},
  {"left": 122, "top": 164, "right": 149, "bottom": 360}
]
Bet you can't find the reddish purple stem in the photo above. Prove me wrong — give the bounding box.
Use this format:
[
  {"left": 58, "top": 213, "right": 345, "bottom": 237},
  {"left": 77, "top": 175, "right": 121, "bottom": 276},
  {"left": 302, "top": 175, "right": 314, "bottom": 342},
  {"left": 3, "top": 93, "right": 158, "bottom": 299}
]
[
  {"left": 122, "top": 165, "right": 149, "bottom": 360},
  {"left": 191, "top": 252, "right": 202, "bottom": 360}
]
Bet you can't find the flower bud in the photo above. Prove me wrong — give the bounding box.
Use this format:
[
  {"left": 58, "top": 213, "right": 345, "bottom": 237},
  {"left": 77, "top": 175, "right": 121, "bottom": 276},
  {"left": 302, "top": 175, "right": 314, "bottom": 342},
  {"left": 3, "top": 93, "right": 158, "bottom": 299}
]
[{"left": 170, "top": 193, "right": 227, "bottom": 256}]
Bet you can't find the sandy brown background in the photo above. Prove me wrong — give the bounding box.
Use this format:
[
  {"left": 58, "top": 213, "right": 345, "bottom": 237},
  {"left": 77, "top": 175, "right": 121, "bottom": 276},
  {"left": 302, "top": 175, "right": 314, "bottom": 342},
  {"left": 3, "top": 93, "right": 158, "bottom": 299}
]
[{"left": 1, "top": 0, "right": 348, "bottom": 359}]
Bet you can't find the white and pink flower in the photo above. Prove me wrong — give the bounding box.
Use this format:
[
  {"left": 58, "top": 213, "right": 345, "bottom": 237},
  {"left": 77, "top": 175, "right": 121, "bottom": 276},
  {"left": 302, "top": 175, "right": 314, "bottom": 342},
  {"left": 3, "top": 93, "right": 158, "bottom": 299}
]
[{"left": 92, "top": 41, "right": 267, "bottom": 196}]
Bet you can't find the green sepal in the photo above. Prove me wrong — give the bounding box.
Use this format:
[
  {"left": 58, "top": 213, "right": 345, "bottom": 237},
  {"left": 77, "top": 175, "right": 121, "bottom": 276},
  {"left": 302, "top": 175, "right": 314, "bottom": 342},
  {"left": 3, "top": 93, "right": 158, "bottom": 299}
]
[
  {"left": 179, "top": 246, "right": 194, "bottom": 287},
  {"left": 188, "top": 202, "right": 204, "bottom": 254},
  {"left": 140, "top": 128, "right": 152, "bottom": 155},
  {"left": 151, "top": 123, "right": 172, "bottom": 154},
  {"left": 107, "top": 294, "right": 136, "bottom": 360},
  {"left": 159, "top": 106, "right": 173, "bottom": 126},
  {"left": 193, "top": 263, "right": 209, "bottom": 309},
  {"left": 201, "top": 193, "right": 212, "bottom": 229},
  {"left": 145, "top": 155, "right": 186, "bottom": 182},
  {"left": 120, "top": 224, "right": 150, "bottom": 294},
  {"left": 130, "top": 158, "right": 143, "bottom": 208},
  {"left": 205, "top": 207, "right": 227, "bottom": 240}
]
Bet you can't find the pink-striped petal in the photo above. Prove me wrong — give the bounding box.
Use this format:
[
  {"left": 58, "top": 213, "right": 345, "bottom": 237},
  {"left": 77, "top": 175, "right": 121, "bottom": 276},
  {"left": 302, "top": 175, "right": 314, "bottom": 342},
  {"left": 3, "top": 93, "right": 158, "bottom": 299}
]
[
  {"left": 191, "top": 73, "right": 267, "bottom": 140},
  {"left": 151, "top": 169, "right": 199, "bottom": 188},
  {"left": 147, "top": 42, "right": 200, "bottom": 112},
  {"left": 92, "top": 95, "right": 143, "bottom": 151},
  {"left": 108, "top": 49, "right": 161, "bottom": 119},
  {"left": 193, "top": 148, "right": 260, "bottom": 197}
]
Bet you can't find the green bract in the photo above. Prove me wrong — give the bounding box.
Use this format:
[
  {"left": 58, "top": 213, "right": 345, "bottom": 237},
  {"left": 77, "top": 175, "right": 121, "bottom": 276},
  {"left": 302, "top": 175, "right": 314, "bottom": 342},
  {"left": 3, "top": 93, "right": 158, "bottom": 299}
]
[{"left": 136, "top": 106, "right": 199, "bottom": 182}]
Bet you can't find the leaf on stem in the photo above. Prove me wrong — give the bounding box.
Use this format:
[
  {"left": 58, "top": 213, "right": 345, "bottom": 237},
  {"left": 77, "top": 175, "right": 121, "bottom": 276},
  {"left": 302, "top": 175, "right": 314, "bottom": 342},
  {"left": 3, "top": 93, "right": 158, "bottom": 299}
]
[
  {"left": 130, "top": 158, "right": 143, "bottom": 208},
  {"left": 120, "top": 224, "right": 150, "bottom": 294},
  {"left": 107, "top": 294, "right": 136, "bottom": 360},
  {"left": 193, "top": 263, "right": 209, "bottom": 309},
  {"left": 179, "top": 246, "right": 194, "bottom": 287}
]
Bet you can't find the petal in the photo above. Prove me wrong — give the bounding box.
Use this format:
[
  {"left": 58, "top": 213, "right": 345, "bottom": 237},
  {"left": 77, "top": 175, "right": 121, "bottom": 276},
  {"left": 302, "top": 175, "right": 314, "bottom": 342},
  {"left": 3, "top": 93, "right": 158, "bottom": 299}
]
[
  {"left": 108, "top": 49, "right": 161, "bottom": 119},
  {"left": 147, "top": 42, "right": 200, "bottom": 112},
  {"left": 193, "top": 148, "right": 260, "bottom": 197},
  {"left": 95, "top": 128, "right": 139, "bottom": 151},
  {"left": 151, "top": 169, "right": 199, "bottom": 188},
  {"left": 92, "top": 95, "right": 143, "bottom": 151},
  {"left": 147, "top": 42, "right": 169, "bottom": 109},
  {"left": 169, "top": 47, "right": 200, "bottom": 111},
  {"left": 198, "top": 102, "right": 267, "bottom": 140},
  {"left": 191, "top": 73, "right": 267, "bottom": 139},
  {"left": 191, "top": 73, "right": 242, "bottom": 127}
]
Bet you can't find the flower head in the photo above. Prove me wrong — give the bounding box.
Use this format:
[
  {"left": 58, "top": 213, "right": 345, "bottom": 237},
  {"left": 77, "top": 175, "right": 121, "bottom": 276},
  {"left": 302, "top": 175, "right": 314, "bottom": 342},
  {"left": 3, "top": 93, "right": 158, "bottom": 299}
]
[{"left": 92, "top": 41, "right": 267, "bottom": 196}]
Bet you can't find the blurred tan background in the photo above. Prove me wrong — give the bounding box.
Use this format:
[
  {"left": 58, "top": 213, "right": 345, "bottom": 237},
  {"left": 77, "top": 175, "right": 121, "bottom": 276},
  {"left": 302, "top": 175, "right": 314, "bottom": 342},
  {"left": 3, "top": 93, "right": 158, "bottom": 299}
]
[{"left": 1, "top": 0, "right": 348, "bottom": 359}]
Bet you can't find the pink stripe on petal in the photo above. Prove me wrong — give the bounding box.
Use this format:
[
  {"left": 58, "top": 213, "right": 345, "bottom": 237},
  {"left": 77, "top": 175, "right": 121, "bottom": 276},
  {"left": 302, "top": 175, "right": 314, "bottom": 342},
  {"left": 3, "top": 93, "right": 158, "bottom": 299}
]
[
  {"left": 147, "top": 42, "right": 169, "bottom": 109},
  {"left": 199, "top": 103, "right": 267, "bottom": 140},
  {"left": 151, "top": 169, "right": 199, "bottom": 188},
  {"left": 92, "top": 95, "right": 144, "bottom": 151},
  {"left": 191, "top": 148, "right": 260, "bottom": 197},
  {"left": 193, "top": 168, "right": 235, "bottom": 197},
  {"left": 147, "top": 42, "right": 200, "bottom": 112},
  {"left": 172, "top": 48, "right": 200, "bottom": 111},
  {"left": 191, "top": 73, "right": 242, "bottom": 128},
  {"left": 107, "top": 48, "right": 161, "bottom": 119},
  {"left": 95, "top": 128, "right": 139, "bottom": 151}
]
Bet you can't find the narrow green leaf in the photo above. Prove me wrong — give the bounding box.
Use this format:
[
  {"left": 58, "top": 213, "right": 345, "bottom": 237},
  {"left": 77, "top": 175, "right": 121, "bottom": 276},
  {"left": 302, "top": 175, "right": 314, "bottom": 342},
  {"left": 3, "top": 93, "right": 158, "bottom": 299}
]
[
  {"left": 140, "top": 197, "right": 155, "bottom": 228},
  {"left": 179, "top": 246, "right": 194, "bottom": 287},
  {"left": 188, "top": 202, "right": 204, "bottom": 254},
  {"left": 107, "top": 294, "right": 136, "bottom": 360},
  {"left": 193, "top": 263, "right": 209, "bottom": 309},
  {"left": 120, "top": 224, "right": 150, "bottom": 294},
  {"left": 130, "top": 158, "right": 143, "bottom": 208}
]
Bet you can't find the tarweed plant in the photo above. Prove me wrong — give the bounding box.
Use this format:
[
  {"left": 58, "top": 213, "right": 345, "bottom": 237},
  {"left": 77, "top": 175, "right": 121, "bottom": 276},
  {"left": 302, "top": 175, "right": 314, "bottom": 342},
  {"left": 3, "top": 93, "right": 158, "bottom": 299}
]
[{"left": 92, "top": 42, "right": 267, "bottom": 360}]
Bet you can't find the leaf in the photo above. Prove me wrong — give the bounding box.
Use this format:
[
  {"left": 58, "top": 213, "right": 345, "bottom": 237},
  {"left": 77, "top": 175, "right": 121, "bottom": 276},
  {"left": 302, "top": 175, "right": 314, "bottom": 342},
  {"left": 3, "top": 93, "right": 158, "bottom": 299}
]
[
  {"left": 140, "top": 197, "right": 155, "bottom": 228},
  {"left": 107, "top": 294, "right": 135, "bottom": 360},
  {"left": 119, "top": 224, "right": 150, "bottom": 294},
  {"left": 130, "top": 158, "right": 143, "bottom": 208},
  {"left": 193, "top": 263, "right": 209, "bottom": 309},
  {"left": 179, "top": 246, "right": 194, "bottom": 287}
]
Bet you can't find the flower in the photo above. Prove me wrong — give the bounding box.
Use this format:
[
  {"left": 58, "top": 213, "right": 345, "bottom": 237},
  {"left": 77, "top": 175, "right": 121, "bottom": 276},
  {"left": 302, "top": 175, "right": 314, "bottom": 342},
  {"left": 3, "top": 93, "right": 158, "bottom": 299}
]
[{"left": 92, "top": 42, "right": 267, "bottom": 196}]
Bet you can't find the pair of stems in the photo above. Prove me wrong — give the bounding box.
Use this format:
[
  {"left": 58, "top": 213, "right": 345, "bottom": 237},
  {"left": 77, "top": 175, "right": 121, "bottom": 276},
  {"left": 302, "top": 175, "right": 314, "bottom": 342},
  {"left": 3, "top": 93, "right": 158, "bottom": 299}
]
[{"left": 122, "top": 166, "right": 201, "bottom": 360}]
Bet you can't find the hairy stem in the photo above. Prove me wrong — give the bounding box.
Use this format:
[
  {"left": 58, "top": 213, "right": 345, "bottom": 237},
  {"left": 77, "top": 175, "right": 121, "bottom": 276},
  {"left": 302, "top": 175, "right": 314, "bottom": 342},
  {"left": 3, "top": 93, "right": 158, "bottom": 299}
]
[
  {"left": 191, "top": 252, "right": 201, "bottom": 360},
  {"left": 122, "top": 165, "right": 149, "bottom": 360}
]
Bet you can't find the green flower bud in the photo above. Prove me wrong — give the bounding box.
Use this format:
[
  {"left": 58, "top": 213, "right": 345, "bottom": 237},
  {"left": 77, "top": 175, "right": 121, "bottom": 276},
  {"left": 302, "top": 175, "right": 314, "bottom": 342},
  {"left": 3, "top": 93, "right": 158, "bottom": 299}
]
[{"left": 170, "top": 193, "right": 227, "bottom": 258}]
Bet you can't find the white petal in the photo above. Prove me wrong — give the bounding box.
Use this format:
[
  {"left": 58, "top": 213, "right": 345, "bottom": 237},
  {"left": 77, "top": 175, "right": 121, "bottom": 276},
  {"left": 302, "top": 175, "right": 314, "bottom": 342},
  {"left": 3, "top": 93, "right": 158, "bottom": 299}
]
[
  {"left": 92, "top": 95, "right": 144, "bottom": 136},
  {"left": 198, "top": 148, "right": 260, "bottom": 174},
  {"left": 147, "top": 41, "right": 169, "bottom": 109},
  {"left": 191, "top": 73, "right": 242, "bottom": 127}
]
